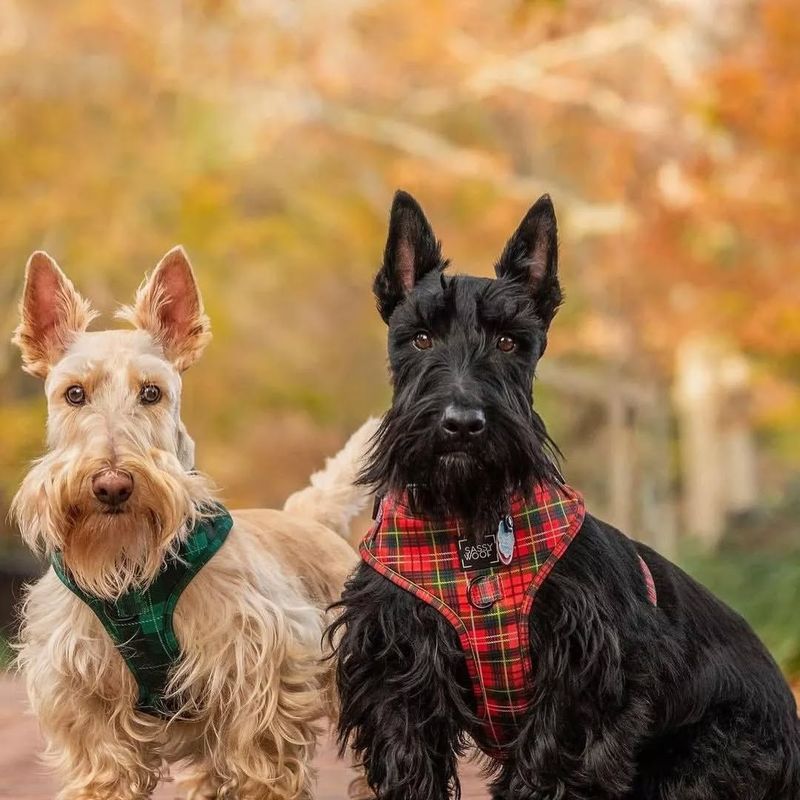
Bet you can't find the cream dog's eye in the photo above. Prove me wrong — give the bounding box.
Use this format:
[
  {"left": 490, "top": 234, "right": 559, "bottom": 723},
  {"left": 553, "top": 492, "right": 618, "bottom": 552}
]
[
  {"left": 140, "top": 384, "right": 162, "bottom": 405},
  {"left": 65, "top": 385, "right": 86, "bottom": 406}
]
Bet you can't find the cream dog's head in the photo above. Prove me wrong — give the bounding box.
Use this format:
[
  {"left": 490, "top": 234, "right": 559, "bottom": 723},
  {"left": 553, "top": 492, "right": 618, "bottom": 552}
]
[{"left": 11, "top": 247, "right": 215, "bottom": 598}]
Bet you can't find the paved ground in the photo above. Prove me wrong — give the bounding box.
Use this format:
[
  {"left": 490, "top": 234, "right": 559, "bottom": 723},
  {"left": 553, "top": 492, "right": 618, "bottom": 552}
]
[
  {"left": 3, "top": 673, "right": 796, "bottom": 800},
  {"left": 0, "top": 676, "right": 488, "bottom": 800}
]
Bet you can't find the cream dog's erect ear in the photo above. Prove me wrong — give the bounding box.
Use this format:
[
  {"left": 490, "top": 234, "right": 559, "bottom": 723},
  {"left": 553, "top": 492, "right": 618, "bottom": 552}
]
[
  {"left": 12, "top": 251, "right": 97, "bottom": 378},
  {"left": 119, "top": 246, "right": 211, "bottom": 372}
]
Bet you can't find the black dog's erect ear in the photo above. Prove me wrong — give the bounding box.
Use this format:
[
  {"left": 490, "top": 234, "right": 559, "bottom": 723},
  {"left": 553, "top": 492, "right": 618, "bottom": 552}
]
[
  {"left": 495, "top": 194, "right": 562, "bottom": 327},
  {"left": 374, "top": 190, "right": 445, "bottom": 322}
]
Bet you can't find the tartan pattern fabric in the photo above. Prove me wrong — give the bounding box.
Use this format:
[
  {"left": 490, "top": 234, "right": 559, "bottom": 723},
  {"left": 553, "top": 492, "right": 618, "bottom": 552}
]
[
  {"left": 361, "top": 482, "right": 586, "bottom": 759},
  {"left": 52, "top": 506, "right": 233, "bottom": 718}
]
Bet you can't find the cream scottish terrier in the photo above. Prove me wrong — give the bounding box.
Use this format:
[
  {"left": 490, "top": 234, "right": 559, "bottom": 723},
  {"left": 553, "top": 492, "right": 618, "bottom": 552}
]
[{"left": 11, "top": 247, "right": 375, "bottom": 799}]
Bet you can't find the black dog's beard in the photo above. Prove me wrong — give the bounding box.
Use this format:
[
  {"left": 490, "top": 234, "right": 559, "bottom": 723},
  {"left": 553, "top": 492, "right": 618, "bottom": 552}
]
[
  {"left": 412, "top": 454, "right": 514, "bottom": 541},
  {"left": 360, "top": 400, "right": 560, "bottom": 542}
]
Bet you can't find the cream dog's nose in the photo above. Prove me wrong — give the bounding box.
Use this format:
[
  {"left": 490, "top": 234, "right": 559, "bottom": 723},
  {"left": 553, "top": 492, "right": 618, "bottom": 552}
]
[{"left": 92, "top": 470, "right": 133, "bottom": 507}]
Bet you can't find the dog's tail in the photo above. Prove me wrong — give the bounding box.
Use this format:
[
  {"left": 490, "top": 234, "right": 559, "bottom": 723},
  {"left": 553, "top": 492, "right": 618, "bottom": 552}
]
[{"left": 283, "top": 416, "right": 380, "bottom": 539}]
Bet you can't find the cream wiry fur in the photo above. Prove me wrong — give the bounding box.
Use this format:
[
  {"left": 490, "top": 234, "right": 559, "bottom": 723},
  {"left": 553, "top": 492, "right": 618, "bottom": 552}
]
[{"left": 11, "top": 247, "right": 379, "bottom": 800}]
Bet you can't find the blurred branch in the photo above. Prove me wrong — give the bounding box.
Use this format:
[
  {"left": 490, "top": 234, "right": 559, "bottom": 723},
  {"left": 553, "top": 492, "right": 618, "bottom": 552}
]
[
  {"left": 453, "top": 14, "right": 724, "bottom": 155},
  {"left": 229, "top": 82, "right": 633, "bottom": 238},
  {"left": 319, "top": 106, "right": 632, "bottom": 238},
  {"left": 487, "top": 72, "right": 669, "bottom": 139},
  {"left": 464, "top": 14, "right": 657, "bottom": 87}
]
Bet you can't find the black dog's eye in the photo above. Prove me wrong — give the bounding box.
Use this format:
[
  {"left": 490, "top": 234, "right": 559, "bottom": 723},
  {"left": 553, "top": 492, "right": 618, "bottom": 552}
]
[
  {"left": 497, "top": 336, "right": 516, "bottom": 353},
  {"left": 413, "top": 332, "right": 433, "bottom": 351},
  {"left": 140, "top": 384, "right": 162, "bottom": 405},
  {"left": 65, "top": 385, "right": 86, "bottom": 406}
]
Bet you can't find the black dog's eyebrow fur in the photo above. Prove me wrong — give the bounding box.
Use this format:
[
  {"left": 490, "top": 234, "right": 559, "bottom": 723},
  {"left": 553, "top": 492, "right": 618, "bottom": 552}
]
[
  {"left": 476, "top": 281, "right": 539, "bottom": 331},
  {"left": 403, "top": 274, "right": 538, "bottom": 342}
]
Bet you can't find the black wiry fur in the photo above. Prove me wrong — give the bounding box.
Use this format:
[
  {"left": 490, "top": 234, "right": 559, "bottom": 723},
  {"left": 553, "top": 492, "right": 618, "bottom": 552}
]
[{"left": 329, "top": 191, "right": 800, "bottom": 800}]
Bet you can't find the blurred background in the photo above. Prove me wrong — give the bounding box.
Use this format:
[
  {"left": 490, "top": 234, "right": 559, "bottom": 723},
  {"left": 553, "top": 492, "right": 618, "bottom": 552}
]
[{"left": 0, "top": 0, "right": 797, "bottom": 696}]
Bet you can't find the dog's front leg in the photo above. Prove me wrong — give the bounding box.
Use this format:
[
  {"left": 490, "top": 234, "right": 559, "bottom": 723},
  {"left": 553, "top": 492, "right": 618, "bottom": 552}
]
[
  {"left": 338, "top": 648, "right": 463, "bottom": 800},
  {"left": 35, "top": 690, "right": 162, "bottom": 800},
  {"left": 43, "top": 709, "right": 161, "bottom": 800},
  {"left": 494, "top": 530, "right": 659, "bottom": 800},
  {"left": 330, "top": 566, "right": 471, "bottom": 800},
  {"left": 491, "top": 694, "right": 649, "bottom": 800},
  {"left": 183, "top": 637, "right": 323, "bottom": 800},
  {"left": 491, "top": 673, "right": 650, "bottom": 798},
  {"left": 19, "top": 579, "right": 163, "bottom": 800},
  {"left": 357, "top": 711, "right": 459, "bottom": 800}
]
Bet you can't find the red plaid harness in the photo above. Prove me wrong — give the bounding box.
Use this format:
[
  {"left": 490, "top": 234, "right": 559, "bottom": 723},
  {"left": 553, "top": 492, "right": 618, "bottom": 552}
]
[{"left": 360, "top": 482, "right": 657, "bottom": 759}]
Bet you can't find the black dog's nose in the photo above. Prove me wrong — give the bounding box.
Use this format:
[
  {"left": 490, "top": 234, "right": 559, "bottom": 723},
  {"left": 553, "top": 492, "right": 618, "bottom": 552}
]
[{"left": 441, "top": 405, "right": 486, "bottom": 438}]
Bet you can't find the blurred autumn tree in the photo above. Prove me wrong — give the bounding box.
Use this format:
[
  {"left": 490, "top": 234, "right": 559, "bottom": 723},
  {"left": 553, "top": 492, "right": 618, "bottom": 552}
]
[
  {"left": 0, "top": 0, "right": 797, "bottom": 537},
  {"left": 630, "top": 0, "right": 800, "bottom": 491}
]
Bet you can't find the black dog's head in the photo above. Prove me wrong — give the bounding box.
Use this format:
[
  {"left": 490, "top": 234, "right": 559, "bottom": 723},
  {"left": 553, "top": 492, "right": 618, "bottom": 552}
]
[{"left": 361, "top": 190, "right": 563, "bottom": 537}]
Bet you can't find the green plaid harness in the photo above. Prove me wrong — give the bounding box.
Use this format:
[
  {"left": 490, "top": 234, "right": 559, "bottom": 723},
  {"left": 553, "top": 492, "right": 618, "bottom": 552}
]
[
  {"left": 51, "top": 507, "right": 233, "bottom": 718},
  {"left": 361, "top": 482, "right": 657, "bottom": 759}
]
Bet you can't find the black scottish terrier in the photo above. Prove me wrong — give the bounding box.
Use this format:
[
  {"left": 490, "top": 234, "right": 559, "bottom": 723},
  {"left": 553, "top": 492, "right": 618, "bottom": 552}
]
[{"left": 329, "top": 191, "right": 800, "bottom": 800}]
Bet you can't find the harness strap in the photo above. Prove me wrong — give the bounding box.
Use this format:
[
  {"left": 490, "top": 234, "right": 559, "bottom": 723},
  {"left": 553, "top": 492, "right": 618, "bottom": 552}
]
[
  {"left": 362, "top": 482, "right": 585, "bottom": 758},
  {"left": 52, "top": 506, "right": 233, "bottom": 718},
  {"left": 362, "top": 485, "right": 658, "bottom": 759}
]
